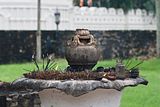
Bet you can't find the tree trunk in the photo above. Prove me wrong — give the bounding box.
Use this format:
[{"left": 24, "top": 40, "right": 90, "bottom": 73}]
[{"left": 156, "top": 0, "right": 160, "bottom": 57}]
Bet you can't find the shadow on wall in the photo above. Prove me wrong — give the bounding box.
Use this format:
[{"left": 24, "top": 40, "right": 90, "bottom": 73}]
[
  {"left": 94, "top": 31, "right": 156, "bottom": 59},
  {"left": 0, "top": 31, "right": 36, "bottom": 63},
  {"left": 0, "top": 31, "right": 156, "bottom": 64},
  {"left": 0, "top": 31, "right": 73, "bottom": 64}
]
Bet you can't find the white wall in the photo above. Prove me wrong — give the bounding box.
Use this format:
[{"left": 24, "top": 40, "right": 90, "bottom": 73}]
[{"left": 0, "top": 0, "right": 156, "bottom": 31}]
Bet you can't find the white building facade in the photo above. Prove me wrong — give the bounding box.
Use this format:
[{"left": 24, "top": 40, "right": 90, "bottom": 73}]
[{"left": 0, "top": 0, "right": 156, "bottom": 31}]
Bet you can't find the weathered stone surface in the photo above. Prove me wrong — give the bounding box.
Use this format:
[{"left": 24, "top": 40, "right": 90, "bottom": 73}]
[
  {"left": 5, "top": 77, "right": 148, "bottom": 97},
  {"left": 6, "top": 93, "right": 41, "bottom": 107},
  {"left": 0, "top": 77, "right": 148, "bottom": 107},
  {"left": 39, "top": 89, "right": 122, "bottom": 107}
]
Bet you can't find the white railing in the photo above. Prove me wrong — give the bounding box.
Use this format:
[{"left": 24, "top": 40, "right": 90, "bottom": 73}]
[
  {"left": 0, "top": 1, "right": 156, "bottom": 31},
  {"left": 71, "top": 7, "right": 156, "bottom": 31}
]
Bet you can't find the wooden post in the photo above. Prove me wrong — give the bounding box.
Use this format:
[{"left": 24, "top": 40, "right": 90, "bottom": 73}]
[
  {"left": 36, "top": 0, "right": 41, "bottom": 60},
  {"left": 0, "top": 96, "right": 6, "bottom": 107},
  {"left": 156, "top": 0, "right": 160, "bottom": 57}
]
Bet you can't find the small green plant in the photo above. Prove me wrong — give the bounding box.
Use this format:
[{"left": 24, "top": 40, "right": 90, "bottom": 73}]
[
  {"left": 25, "top": 54, "right": 58, "bottom": 72},
  {"left": 124, "top": 58, "right": 144, "bottom": 70}
]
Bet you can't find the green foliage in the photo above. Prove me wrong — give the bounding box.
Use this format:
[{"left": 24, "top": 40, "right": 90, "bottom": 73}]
[
  {"left": 73, "top": 0, "right": 155, "bottom": 12},
  {"left": 31, "top": 55, "right": 58, "bottom": 72}
]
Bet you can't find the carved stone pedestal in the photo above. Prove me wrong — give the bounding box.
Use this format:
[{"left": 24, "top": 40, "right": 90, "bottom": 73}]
[
  {"left": 0, "top": 77, "right": 148, "bottom": 107},
  {"left": 39, "top": 89, "right": 121, "bottom": 107}
]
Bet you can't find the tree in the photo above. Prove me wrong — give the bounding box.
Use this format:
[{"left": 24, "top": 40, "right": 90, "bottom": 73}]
[{"left": 73, "top": 0, "right": 155, "bottom": 13}]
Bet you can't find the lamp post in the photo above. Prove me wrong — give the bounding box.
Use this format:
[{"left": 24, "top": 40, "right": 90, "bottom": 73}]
[
  {"left": 36, "top": 0, "right": 41, "bottom": 60},
  {"left": 54, "top": 8, "right": 60, "bottom": 38},
  {"left": 54, "top": 9, "right": 60, "bottom": 55}
]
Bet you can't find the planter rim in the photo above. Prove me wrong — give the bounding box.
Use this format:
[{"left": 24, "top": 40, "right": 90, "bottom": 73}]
[{"left": 0, "top": 77, "right": 148, "bottom": 97}]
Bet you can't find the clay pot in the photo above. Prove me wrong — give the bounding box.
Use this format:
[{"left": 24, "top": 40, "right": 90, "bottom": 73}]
[{"left": 65, "top": 29, "right": 100, "bottom": 70}]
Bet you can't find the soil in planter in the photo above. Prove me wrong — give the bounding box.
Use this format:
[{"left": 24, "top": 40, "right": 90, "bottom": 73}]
[{"left": 23, "top": 66, "right": 138, "bottom": 81}]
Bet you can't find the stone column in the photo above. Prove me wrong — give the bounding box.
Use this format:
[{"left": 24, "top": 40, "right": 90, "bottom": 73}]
[
  {"left": 39, "top": 89, "right": 122, "bottom": 107},
  {"left": 33, "top": 94, "right": 41, "bottom": 107},
  {"left": 0, "top": 96, "right": 7, "bottom": 107}
]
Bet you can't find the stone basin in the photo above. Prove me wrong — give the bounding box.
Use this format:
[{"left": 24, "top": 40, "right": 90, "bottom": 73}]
[{"left": 0, "top": 77, "right": 148, "bottom": 107}]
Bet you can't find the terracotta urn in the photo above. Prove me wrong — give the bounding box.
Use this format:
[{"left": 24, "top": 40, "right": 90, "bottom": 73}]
[{"left": 65, "top": 29, "right": 100, "bottom": 71}]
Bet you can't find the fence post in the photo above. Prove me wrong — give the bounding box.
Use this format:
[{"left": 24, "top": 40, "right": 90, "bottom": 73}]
[{"left": 156, "top": 0, "right": 160, "bottom": 57}]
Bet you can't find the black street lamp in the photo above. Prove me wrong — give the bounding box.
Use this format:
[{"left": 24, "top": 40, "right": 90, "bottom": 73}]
[
  {"left": 54, "top": 8, "right": 60, "bottom": 55},
  {"left": 54, "top": 8, "right": 60, "bottom": 37}
]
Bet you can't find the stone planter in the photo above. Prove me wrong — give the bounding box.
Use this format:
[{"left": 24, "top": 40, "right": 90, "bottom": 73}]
[{"left": 0, "top": 78, "right": 148, "bottom": 107}]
